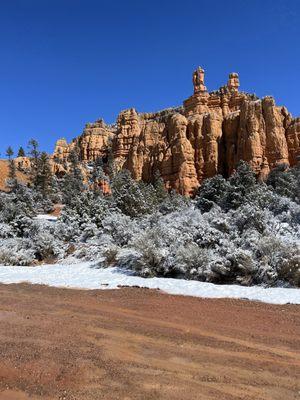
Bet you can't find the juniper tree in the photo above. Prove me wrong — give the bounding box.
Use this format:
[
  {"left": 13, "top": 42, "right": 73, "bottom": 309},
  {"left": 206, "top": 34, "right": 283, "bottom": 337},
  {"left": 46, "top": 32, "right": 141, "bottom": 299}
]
[
  {"left": 226, "top": 161, "right": 257, "bottom": 209},
  {"left": 153, "top": 170, "right": 168, "bottom": 203},
  {"left": 267, "top": 163, "right": 298, "bottom": 202},
  {"left": 90, "top": 157, "right": 108, "bottom": 194},
  {"left": 111, "top": 170, "right": 155, "bottom": 217},
  {"left": 196, "top": 175, "right": 230, "bottom": 212}
]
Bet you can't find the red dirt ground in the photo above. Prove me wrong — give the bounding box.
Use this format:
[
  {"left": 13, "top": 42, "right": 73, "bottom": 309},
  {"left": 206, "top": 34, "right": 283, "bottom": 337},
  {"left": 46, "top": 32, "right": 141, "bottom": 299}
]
[{"left": 0, "top": 283, "right": 299, "bottom": 400}]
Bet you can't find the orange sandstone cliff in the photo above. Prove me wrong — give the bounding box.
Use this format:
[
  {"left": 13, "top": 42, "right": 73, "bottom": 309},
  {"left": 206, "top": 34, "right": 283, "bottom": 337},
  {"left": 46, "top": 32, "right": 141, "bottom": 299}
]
[{"left": 53, "top": 68, "right": 300, "bottom": 195}]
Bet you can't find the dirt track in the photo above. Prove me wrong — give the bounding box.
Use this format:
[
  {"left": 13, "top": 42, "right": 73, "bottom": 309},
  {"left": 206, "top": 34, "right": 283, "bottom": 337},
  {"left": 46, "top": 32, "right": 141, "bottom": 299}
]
[{"left": 0, "top": 283, "right": 299, "bottom": 400}]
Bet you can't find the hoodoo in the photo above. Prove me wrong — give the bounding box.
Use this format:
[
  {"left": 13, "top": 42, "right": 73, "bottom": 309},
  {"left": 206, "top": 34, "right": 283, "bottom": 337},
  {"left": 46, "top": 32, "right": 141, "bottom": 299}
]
[{"left": 52, "top": 67, "right": 300, "bottom": 195}]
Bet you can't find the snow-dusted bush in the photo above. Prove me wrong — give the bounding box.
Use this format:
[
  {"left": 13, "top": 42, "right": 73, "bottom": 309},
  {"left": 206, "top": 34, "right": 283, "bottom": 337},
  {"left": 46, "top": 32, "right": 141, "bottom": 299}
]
[
  {"left": 129, "top": 229, "right": 171, "bottom": 277},
  {"left": 0, "top": 223, "right": 15, "bottom": 238},
  {"left": 101, "top": 212, "right": 139, "bottom": 246},
  {"left": 0, "top": 160, "right": 299, "bottom": 288},
  {"left": 28, "top": 221, "right": 65, "bottom": 261},
  {"left": 0, "top": 238, "right": 35, "bottom": 266},
  {"left": 230, "top": 204, "right": 268, "bottom": 234},
  {"left": 102, "top": 244, "right": 120, "bottom": 267},
  {"left": 174, "top": 244, "right": 210, "bottom": 280},
  {"left": 158, "top": 190, "right": 191, "bottom": 214},
  {"left": 60, "top": 190, "right": 112, "bottom": 230},
  {"left": 278, "top": 254, "right": 300, "bottom": 286}
]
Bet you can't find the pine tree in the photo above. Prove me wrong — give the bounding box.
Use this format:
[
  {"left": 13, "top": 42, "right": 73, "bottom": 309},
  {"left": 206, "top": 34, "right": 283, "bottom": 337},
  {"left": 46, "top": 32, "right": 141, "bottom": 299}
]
[
  {"left": 61, "top": 148, "right": 85, "bottom": 205},
  {"left": 36, "top": 152, "right": 53, "bottom": 198},
  {"left": 27, "top": 139, "right": 40, "bottom": 188},
  {"left": 6, "top": 158, "right": 18, "bottom": 191},
  {"left": 69, "top": 148, "right": 84, "bottom": 188},
  {"left": 5, "top": 146, "right": 18, "bottom": 191},
  {"left": 17, "top": 147, "right": 26, "bottom": 157},
  {"left": 6, "top": 146, "right": 14, "bottom": 160}
]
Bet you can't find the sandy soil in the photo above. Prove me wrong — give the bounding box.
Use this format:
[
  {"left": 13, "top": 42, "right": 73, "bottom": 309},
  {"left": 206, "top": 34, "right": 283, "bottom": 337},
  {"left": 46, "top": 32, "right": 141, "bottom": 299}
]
[{"left": 0, "top": 283, "right": 299, "bottom": 400}]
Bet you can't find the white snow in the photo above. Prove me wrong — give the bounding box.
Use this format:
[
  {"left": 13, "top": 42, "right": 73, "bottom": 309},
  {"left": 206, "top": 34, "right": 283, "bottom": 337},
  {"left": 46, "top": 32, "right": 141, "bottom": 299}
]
[
  {"left": 34, "top": 214, "right": 58, "bottom": 222},
  {"left": 0, "top": 262, "right": 299, "bottom": 305}
]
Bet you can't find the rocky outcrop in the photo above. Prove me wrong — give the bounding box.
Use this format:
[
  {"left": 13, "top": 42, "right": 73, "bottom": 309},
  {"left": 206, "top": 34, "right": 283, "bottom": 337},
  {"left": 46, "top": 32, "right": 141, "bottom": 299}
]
[
  {"left": 286, "top": 117, "right": 300, "bottom": 166},
  {"left": 53, "top": 68, "right": 300, "bottom": 195},
  {"left": 53, "top": 119, "right": 114, "bottom": 164}
]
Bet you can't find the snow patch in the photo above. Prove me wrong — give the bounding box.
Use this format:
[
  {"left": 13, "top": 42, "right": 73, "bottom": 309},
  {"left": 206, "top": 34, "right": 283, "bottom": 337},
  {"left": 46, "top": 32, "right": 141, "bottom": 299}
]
[
  {"left": 0, "top": 263, "right": 299, "bottom": 305},
  {"left": 35, "top": 214, "right": 58, "bottom": 222}
]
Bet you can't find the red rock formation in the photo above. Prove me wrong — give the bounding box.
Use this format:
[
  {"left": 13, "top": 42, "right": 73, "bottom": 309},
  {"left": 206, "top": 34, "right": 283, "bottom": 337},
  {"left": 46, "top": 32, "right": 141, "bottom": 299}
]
[
  {"left": 286, "top": 117, "right": 300, "bottom": 165},
  {"left": 52, "top": 68, "right": 300, "bottom": 195},
  {"left": 53, "top": 119, "right": 114, "bottom": 163}
]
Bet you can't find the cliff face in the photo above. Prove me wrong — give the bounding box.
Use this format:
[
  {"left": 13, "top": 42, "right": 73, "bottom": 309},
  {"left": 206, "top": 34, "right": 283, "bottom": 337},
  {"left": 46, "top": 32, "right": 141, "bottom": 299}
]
[{"left": 53, "top": 68, "right": 300, "bottom": 195}]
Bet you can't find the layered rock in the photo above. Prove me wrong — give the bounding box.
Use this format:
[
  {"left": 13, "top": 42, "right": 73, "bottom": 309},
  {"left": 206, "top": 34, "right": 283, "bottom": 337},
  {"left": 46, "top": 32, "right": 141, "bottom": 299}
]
[
  {"left": 53, "top": 67, "right": 300, "bottom": 195},
  {"left": 53, "top": 119, "right": 114, "bottom": 164}
]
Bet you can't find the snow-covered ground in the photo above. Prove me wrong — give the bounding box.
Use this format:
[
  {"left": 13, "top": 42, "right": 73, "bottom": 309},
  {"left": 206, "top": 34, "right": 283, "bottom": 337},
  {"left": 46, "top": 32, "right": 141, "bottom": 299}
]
[
  {"left": 0, "top": 262, "right": 299, "bottom": 305},
  {"left": 34, "top": 214, "right": 58, "bottom": 222}
]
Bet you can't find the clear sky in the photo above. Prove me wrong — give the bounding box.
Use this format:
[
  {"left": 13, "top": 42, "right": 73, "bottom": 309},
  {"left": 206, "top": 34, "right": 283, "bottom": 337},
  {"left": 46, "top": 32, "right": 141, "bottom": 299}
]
[{"left": 0, "top": 0, "right": 299, "bottom": 156}]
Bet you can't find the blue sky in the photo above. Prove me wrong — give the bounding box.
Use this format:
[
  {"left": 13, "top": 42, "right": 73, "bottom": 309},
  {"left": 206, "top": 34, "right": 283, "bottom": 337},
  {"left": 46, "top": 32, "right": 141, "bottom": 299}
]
[{"left": 0, "top": 0, "right": 299, "bottom": 156}]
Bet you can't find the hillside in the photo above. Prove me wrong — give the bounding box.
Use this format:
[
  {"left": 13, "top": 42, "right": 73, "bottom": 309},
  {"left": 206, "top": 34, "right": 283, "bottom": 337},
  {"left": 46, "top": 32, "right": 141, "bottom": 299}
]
[{"left": 0, "top": 160, "right": 28, "bottom": 191}]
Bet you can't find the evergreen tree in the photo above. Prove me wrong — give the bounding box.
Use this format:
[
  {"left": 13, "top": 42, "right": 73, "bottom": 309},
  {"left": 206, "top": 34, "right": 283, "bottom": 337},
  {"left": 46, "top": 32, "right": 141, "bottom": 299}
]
[
  {"left": 27, "top": 139, "right": 40, "bottom": 188},
  {"left": 6, "top": 158, "right": 18, "bottom": 191},
  {"left": 153, "top": 170, "right": 168, "bottom": 203},
  {"left": 111, "top": 170, "right": 154, "bottom": 217},
  {"left": 61, "top": 148, "right": 85, "bottom": 205},
  {"left": 5, "top": 146, "right": 18, "bottom": 191},
  {"left": 17, "top": 147, "right": 26, "bottom": 157},
  {"left": 196, "top": 175, "right": 230, "bottom": 212},
  {"left": 6, "top": 146, "right": 14, "bottom": 160},
  {"left": 229, "top": 160, "right": 256, "bottom": 191},
  {"left": 90, "top": 157, "right": 108, "bottom": 193},
  {"left": 69, "top": 148, "right": 83, "bottom": 182},
  {"left": 267, "top": 163, "right": 298, "bottom": 202},
  {"left": 226, "top": 161, "right": 257, "bottom": 209},
  {"left": 36, "top": 152, "right": 53, "bottom": 198},
  {"left": 106, "top": 149, "right": 117, "bottom": 179}
]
